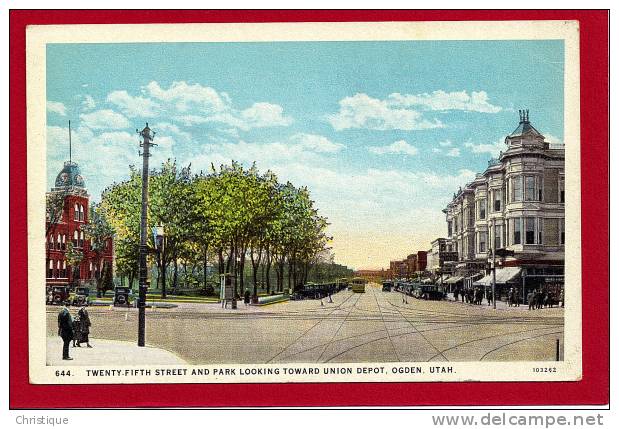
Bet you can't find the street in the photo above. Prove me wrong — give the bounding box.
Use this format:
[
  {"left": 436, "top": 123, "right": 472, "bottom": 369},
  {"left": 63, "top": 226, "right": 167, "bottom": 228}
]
[{"left": 47, "top": 284, "right": 564, "bottom": 365}]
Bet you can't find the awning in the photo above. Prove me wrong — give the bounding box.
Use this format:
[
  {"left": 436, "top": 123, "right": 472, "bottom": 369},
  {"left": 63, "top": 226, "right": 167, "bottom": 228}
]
[
  {"left": 444, "top": 276, "right": 463, "bottom": 284},
  {"left": 474, "top": 267, "right": 522, "bottom": 286},
  {"left": 421, "top": 278, "right": 433, "bottom": 284}
]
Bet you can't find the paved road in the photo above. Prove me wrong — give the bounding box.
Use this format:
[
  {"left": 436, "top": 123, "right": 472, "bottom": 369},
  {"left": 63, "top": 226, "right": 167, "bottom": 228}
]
[{"left": 46, "top": 284, "right": 564, "bottom": 365}]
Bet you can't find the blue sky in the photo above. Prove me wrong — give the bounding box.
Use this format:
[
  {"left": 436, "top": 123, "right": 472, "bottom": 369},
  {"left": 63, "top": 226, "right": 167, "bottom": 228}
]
[{"left": 46, "top": 40, "right": 564, "bottom": 269}]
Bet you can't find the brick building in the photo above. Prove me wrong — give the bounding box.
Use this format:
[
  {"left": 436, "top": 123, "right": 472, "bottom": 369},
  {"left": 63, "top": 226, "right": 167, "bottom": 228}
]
[{"left": 46, "top": 160, "right": 114, "bottom": 290}]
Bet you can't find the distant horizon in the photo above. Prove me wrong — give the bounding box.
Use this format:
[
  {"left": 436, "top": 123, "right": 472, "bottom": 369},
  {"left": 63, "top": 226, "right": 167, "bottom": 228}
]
[{"left": 46, "top": 40, "right": 564, "bottom": 270}]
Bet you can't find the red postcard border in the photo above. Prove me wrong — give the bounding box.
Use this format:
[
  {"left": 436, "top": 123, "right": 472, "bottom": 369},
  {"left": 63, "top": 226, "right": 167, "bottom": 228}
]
[{"left": 9, "top": 9, "right": 609, "bottom": 408}]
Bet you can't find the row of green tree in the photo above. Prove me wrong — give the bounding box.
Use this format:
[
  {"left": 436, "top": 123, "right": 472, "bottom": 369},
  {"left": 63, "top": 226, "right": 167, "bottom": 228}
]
[{"left": 99, "top": 160, "right": 347, "bottom": 298}]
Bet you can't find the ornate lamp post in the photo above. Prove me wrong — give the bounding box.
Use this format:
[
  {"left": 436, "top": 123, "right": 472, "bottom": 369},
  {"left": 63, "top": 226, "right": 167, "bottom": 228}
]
[{"left": 137, "top": 123, "right": 155, "bottom": 347}]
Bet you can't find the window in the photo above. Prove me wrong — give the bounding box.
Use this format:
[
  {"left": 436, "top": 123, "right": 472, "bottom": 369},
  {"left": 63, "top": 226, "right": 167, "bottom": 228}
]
[
  {"left": 47, "top": 260, "right": 53, "bottom": 278},
  {"left": 468, "top": 207, "right": 474, "bottom": 227},
  {"left": 89, "top": 261, "right": 93, "bottom": 279},
  {"left": 513, "top": 177, "right": 523, "bottom": 201},
  {"left": 478, "top": 199, "right": 486, "bottom": 219},
  {"left": 79, "top": 204, "right": 85, "bottom": 221},
  {"left": 73, "top": 230, "right": 79, "bottom": 247},
  {"left": 447, "top": 221, "right": 452, "bottom": 237},
  {"left": 62, "top": 234, "right": 66, "bottom": 250},
  {"left": 56, "top": 233, "right": 62, "bottom": 250},
  {"left": 478, "top": 232, "right": 487, "bottom": 253},
  {"left": 525, "top": 176, "right": 536, "bottom": 201},
  {"left": 79, "top": 231, "right": 84, "bottom": 248},
  {"left": 525, "top": 217, "right": 535, "bottom": 244},
  {"left": 514, "top": 218, "right": 522, "bottom": 245},
  {"left": 538, "top": 218, "right": 543, "bottom": 244},
  {"left": 493, "top": 189, "right": 502, "bottom": 212},
  {"left": 56, "top": 261, "right": 61, "bottom": 278},
  {"left": 560, "top": 218, "right": 565, "bottom": 245},
  {"left": 74, "top": 204, "right": 79, "bottom": 221},
  {"left": 48, "top": 236, "right": 54, "bottom": 250},
  {"left": 559, "top": 176, "right": 565, "bottom": 203},
  {"left": 494, "top": 224, "right": 502, "bottom": 249}
]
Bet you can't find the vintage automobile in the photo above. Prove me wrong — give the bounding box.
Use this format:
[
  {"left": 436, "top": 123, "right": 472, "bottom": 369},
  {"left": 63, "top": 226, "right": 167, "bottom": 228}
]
[
  {"left": 113, "top": 286, "right": 132, "bottom": 307},
  {"left": 382, "top": 281, "right": 393, "bottom": 292},
  {"left": 411, "top": 283, "right": 446, "bottom": 300},
  {"left": 71, "top": 286, "right": 91, "bottom": 306},
  {"left": 47, "top": 286, "right": 70, "bottom": 305}
]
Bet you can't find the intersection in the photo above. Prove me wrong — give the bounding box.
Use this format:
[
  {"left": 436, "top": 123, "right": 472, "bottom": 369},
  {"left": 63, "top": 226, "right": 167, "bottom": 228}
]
[{"left": 46, "top": 284, "right": 564, "bottom": 365}]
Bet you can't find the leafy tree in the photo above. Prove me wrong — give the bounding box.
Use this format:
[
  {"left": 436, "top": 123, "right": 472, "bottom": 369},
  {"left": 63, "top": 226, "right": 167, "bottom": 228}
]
[{"left": 65, "top": 241, "right": 83, "bottom": 288}]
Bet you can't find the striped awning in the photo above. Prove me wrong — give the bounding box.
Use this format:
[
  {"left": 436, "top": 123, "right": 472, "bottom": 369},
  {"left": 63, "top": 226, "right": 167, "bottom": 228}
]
[{"left": 444, "top": 276, "right": 463, "bottom": 284}]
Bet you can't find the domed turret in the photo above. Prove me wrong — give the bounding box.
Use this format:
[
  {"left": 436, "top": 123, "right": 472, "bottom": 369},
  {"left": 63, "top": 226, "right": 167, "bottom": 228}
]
[{"left": 54, "top": 161, "right": 85, "bottom": 189}]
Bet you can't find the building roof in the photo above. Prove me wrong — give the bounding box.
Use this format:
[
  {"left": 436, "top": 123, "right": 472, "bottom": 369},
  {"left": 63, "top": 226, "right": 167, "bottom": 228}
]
[
  {"left": 54, "top": 161, "right": 85, "bottom": 189},
  {"left": 508, "top": 109, "right": 544, "bottom": 138}
]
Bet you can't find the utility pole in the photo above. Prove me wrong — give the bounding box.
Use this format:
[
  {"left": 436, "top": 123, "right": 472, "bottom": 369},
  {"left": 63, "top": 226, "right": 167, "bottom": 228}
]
[
  {"left": 137, "top": 123, "right": 155, "bottom": 347},
  {"left": 491, "top": 247, "right": 496, "bottom": 309}
]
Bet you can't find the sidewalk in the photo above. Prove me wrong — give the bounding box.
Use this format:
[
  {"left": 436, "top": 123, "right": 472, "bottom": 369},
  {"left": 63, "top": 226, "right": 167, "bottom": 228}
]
[
  {"left": 444, "top": 293, "right": 560, "bottom": 311},
  {"left": 46, "top": 337, "right": 186, "bottom": 366}
]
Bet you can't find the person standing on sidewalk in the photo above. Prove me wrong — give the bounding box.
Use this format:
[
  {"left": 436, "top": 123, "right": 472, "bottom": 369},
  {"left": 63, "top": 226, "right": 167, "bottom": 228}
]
[
  {"left": 78, "top": 307, "right": 93, "bottom": 348},
  {"left": 57, "top": 302, "right": 74, "bottom": 360}
]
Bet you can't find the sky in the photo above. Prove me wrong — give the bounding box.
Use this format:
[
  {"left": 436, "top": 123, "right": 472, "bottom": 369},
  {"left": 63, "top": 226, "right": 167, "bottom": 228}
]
[{"left": 46, "top": 40, "right": 564, "bottom": 270}]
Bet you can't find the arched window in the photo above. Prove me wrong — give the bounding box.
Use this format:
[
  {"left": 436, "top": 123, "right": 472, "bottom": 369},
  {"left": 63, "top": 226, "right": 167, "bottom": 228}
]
[
  {"left": 79, "top": 204, "right": 85, "bottom": 221},
  {"left": 89, "top": 261, "right": 93, "bottom": 279},
  {"left": 56, "top": 233, "right": 62, "bottom": 250},
  {"left": 74, "top": 203, "right": 79, "bottom": 221},
  {"left": 56, "top": 260, "right": 61, "bottom": 278},
  {"left": 62, "top": 234, "right": 66, "bottom": 250},
  {"left": 79, "top": 231, "right": 85, "bottom": 248},
  {"left": 73, "top": 230, "right": 79, "bottom": 247},
  {"left": 48, "top": 235, "right": 54, "bottom": 250}
]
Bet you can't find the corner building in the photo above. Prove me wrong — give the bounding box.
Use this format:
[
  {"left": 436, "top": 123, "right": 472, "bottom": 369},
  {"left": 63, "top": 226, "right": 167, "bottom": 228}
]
[
  {"left": 46, "top": 161, "right": 114, "bottom": 290},
  {"left": 444, "top": 112, "right": 564, "bottom": 299}
]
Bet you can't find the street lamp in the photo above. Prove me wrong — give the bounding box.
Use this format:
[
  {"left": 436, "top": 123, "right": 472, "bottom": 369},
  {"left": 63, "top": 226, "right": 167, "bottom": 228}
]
[
  {"left": 152, "top": 224, "right": 166, "bottom": 298},
  {"left": 137, "top": 123, "right": 155, "bottom": 347}
]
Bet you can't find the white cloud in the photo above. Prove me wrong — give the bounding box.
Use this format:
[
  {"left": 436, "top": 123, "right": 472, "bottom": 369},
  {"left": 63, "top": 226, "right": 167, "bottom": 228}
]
[
  {"left": 328, "top": 93, "right": 443, "bottom": 131},
  {"left": 80, "top": 109, "right": 130, "bottom": 130},
  {"left": 544, "top": 133, "right": 564, "bottom": 145},
  {"left": 81, "top": 95, "right": 96, "bottom": 111},
  {"left": 369, "top": 140, "right": 418, "bottom": 156},
  {"left": 145, "top": 81, "right": 230, "bottom": 113},
  {"left": 240, "top": 102, "right": 293, "bottom": 128},
  {"left": 446, "top": 147, "right": 461, "bottom": 157},
  {"left": 290, "top": 133, "right": 343, "bottom": 153},
  {"left": 107, "top": 90, "right": 160, "bottom": 118},
  {"left": 47, "top": 101, "right": 66, "bottom": 116},
  {"left": 388, "top": 90, "right": 502, "bottom": 113},
  {"left": 438, "top": 140, "right": 453, "bottom": 147},
  {"left": 464, "top": 139, "right": 505, "bottom": 157}
]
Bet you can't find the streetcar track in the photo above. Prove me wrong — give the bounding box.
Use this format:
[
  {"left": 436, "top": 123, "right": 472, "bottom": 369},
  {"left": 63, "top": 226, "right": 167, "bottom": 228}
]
[
  {"left": 266, "top": 292, "right": 359, "bottom": 363},
  {"left": 479, "top": 331, "right": 563, "bottom": 361}
]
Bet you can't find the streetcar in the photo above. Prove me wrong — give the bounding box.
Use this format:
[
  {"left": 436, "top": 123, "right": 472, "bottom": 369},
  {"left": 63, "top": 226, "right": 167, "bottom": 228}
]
[
  {"left": 351, "top": 277, "right": 367, "bottom": 293},
  {"left": 411, "top": 283, "right": 446, "bottom": 300}
]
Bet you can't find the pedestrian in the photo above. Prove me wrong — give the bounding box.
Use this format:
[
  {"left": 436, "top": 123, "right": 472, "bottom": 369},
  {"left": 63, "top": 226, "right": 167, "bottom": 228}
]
[
  {"left": 243, "top": 289, "right": 251, "bottom": 306},
  {"left": 57, "top": 302, "right": 74, "bottom": 360},
  {"left": 527, "top": 292, "right": 535, "bottom": 310},
  {"left": 514, "top": 289, "right": 521, "bottom": 307},
  {"left": 72, "top": 312, "right": 81, "bottom": 347},
  {"left": 559, "top": 289, "right": 565, "bottom": 308},
  {"left": 454, "top": 288, "right": 459, "bottom": 302},
  {"left": 487, "top": 289, "right": 493, "bottom": 306},
  {"left": 47, "top": 290, "right": 53, "bottom": 305},
  {"left": 78, "top": 307, "right": 92, "bottom": 348}
]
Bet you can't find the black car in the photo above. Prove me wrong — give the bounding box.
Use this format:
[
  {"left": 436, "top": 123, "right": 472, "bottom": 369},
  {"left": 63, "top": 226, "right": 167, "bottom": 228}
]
[
  {"left": 72, "top": 286, "right": 90, "bottom": 306},
  {"left": 382, "top": 281, "right": 393, "bottom": 292}
]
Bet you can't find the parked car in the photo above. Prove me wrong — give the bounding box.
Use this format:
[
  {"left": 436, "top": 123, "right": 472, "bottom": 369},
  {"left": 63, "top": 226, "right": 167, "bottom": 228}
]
[
  {"left": 48, "top": 286, "right": 70, "bottom": 305},
  {"left": 71, "top": 286, "right": 90, "bottom": 306}
]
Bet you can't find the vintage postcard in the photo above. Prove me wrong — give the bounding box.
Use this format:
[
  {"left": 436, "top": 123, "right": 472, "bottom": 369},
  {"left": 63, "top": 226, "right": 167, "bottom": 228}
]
[{"left": 26, "top": 20, "right": 581, "bottom": 384}]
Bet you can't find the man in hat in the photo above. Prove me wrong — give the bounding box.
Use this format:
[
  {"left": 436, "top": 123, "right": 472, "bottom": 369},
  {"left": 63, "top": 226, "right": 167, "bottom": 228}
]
[{"left": 57, "top": 302, "right": 74, "bottom": 360}]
